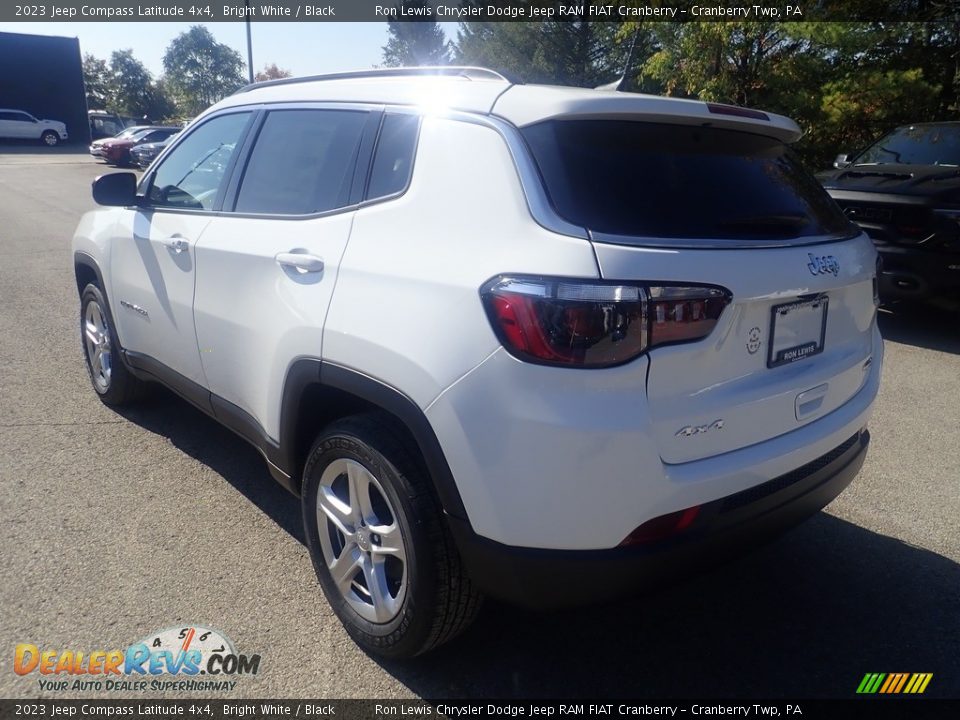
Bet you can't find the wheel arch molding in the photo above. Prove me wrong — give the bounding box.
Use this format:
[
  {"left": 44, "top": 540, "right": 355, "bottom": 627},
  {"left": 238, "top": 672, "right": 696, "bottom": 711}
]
[
  {"left": 74, "top": 251, "right": 128, "bottom": 361},
  {"left": 74, "top": 251, "right": 106, "bottom": 297},
  {"left": 278, "top": 359, "right": 469, "bottom": 523}
]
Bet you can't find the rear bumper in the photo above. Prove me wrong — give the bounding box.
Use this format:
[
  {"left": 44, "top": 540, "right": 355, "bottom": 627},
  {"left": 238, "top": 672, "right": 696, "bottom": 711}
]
[{"left": 450, "top": 429, "right": 869, "bottom": 609}]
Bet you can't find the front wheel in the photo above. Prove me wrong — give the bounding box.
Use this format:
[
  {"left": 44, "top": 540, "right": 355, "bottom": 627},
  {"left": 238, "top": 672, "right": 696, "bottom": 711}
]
[
  {"left": 41, "top": 131, "right": 59, "bottom": 147},
  {"left": 302, "top": 414, "right": 482, "bottom": 658},
  {"left": 80, "top": 283, "right": 147, "bottom": 406}
]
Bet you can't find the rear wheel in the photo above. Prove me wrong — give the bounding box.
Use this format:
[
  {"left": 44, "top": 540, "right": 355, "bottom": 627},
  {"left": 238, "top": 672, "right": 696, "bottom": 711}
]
[
  {"left": 302, "top": 414, "right": 482, "bottom": 658},
  {"left": 80, "top": 283, "right": 147, "bottom": 406},
  {"left": 41, "top": 131, "right": 59, "bottom": 147}
]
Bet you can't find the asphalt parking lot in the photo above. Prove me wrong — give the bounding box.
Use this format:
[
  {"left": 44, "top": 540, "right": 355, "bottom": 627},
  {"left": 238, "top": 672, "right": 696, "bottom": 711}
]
[{"left": 1, "top": 146, "right": 958, "bottom": 700}]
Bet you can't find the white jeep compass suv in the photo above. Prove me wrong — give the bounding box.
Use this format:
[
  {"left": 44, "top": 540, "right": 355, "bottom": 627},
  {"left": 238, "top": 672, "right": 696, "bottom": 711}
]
[{"left": 72, "top": 67, "right": 883, "bottom": 658}]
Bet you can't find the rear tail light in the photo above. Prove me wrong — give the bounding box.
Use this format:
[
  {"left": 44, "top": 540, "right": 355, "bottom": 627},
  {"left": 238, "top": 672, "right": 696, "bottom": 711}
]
[{"left": 481, "top": 276, "right": 731, "bottom": 368}]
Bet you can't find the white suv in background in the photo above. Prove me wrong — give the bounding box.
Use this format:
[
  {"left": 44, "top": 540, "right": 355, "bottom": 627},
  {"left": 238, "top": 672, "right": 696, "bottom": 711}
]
[
  {"left": 0, "top": 108, "right": 68, "bottom": 145},
  {"left": 72, "top": 67, "right": 882, "bottom": 658}
]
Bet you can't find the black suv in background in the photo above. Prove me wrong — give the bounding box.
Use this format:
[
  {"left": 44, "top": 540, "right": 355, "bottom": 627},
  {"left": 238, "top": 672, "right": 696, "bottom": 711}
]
[{"left": 818, "top": 122, "right": 960, "bottom": 303}]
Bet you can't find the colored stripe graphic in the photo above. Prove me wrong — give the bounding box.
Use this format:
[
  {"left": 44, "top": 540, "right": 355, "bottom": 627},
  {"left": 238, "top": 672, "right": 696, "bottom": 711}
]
[
  {"left": 857, "top": 672, "right": 932, "bottom": 694},
  {"left": 884, "top": 673, "right": 901, "bottom": 693},
  {"left": 893, "top": 673, "right": 909, "bottom": 693},
  {"left": 856, "top": 673, "right": 886, "bottom": 694}
]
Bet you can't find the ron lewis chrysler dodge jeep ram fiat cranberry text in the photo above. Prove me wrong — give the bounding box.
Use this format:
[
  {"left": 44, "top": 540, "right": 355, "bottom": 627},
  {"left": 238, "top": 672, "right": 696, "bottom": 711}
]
[{"left": 72, "top": 67, "right": 883, "bottom": 658}]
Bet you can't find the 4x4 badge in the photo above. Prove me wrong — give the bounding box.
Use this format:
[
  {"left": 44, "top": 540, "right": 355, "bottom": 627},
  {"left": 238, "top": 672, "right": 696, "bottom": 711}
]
[
  {"left": 808, "top": 253, "right": 840, "bottom": 277},
  {"left": 676, "top": 420, "right": 725, "bottom": 437}
]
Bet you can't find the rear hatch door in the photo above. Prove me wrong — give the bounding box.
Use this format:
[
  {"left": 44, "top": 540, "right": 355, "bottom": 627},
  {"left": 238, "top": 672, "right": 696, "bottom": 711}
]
[{"left": 521, "top": 118, "right": 878, "bottom": 463}]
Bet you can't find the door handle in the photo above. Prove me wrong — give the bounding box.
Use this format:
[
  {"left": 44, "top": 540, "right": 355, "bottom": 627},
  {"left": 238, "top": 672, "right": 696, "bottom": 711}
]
[
  {"left": 163, "top": 237, "right": 189, "bottom": 254},
  {"left": 275, "top": 253, "right": 324, "bottom": 273}
]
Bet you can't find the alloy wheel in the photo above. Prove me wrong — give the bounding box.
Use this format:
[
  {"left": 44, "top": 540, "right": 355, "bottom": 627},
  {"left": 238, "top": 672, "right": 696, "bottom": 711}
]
[
  {"left": 316, "top": 458, "right": 408, "bottom": 624},
  {"left": 83, "top": 300, "right": 112, "bottom": 391}
]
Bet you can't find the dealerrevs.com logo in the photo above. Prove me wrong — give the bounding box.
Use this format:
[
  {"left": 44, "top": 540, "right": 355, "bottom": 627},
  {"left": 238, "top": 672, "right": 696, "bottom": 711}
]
[{"left": 14, "top": 625, "right": 261, "bottom": 693}]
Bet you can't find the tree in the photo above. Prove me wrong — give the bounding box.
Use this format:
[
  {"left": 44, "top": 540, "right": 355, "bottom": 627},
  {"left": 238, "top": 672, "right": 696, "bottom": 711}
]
[
  {"left": 82, "top": 53, "right": 111, "bottom": 111},
  {"left": 162, "top": 26, "right": 246, "bottom": 116},
  {"left": 109, "top": 50, "right": 158, "bottom": 117},
  {"left": 254, "top": 63, "right": 293, "bottom": 82},
  {"left": 83, "top": 49, "right": 178, "bottom": 120},
  {"left": 641, "top": 22, "right": 808, "bottom": 107},
  {"left": 456, "top": 20, "right": 629, "bottom": 87},
  {"left": 382, "top": 1, "right": 451, "bottom": 67}
]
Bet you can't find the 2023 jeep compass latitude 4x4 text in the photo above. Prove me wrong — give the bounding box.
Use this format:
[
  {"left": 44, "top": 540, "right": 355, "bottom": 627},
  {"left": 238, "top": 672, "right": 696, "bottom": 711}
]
[{"left": 72, "top": 67, "right": 882, "bottom": 658}]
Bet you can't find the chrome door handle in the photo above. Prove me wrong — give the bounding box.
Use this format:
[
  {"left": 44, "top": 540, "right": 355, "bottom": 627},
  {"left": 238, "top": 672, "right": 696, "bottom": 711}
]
[
  {"left": 163, "top": 237, "right": 189, "bottom": 254},
  {"left": 275, "top": 253, "right": 324, "bottom": 273}
]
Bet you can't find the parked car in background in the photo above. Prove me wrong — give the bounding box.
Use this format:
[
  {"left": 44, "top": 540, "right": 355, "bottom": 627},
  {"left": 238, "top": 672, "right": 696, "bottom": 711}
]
[
  {"left": 90, "top": 126, "right": 152, "bottom": 158},
  {"left": 818, "top": 122, "right": 960, "bottom": 303},
  {"left": 88, "top": 111, "right": 126, "bottom": 140},
  {"left": 0, "top": 108, "right": 68, "bottom": 146},
  {"left": 129, "top": 134, "right": 178, "bottom": 169},
  {"left": 98, "top": 127, "right": 180, "bottom": 167}
]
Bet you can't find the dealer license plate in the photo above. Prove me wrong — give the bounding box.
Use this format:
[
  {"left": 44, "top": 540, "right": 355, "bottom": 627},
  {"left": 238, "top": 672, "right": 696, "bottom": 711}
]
[{"left": 768, "top": 294, "right": 828, "bottom": 368}]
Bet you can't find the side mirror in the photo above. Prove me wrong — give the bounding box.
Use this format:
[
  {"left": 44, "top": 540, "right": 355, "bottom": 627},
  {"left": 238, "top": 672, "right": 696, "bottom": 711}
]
[
  {"left": 92, "top": 172, "right": 138, "bottom": 207},
  {"left": 834, "top": 153, "right": 852, "bottom": 169}
]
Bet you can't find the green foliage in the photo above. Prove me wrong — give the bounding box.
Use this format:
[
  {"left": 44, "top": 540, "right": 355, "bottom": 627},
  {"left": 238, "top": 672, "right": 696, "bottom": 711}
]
[
  {"left": 83, "top": 50, "right": 176, "bottom": 121},
  {"left": 629, "top": 21, "right": 958, "bottom": 169},
  {"left": 811, "top": 69, "right": 939, "bottom": 160},
  {"left": 162, "top": 25, "right": 246, "bottom": 117},
  {"left": 108, "top": 50, "right": 174, "bottom": 121},
  {"left": 456, "top": 18, "right": 627, "bottom": 87},
  {"left": 382, "top": 1, "right": 451, "bottom": 67},
  {"left": 82, "top": 54, "right": 111, "bottom": 112}
]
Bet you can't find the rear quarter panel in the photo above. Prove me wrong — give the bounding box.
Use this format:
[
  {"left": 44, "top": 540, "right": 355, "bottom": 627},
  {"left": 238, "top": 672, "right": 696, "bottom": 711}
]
[{"left": 322, "top": 115, "right": 599, "bottom": 408}]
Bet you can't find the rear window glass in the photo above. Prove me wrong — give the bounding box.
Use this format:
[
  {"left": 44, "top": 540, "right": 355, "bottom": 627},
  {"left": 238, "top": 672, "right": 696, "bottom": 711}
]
[
  {"left": 367, "top": 113, "right": 419, "bottom": 200},
  {"left": 522, "top": 120, "right": 854, "bottom": 240}
]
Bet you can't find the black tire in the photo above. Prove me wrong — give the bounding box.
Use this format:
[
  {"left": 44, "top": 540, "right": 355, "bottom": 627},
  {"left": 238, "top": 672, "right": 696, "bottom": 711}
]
[
  {"left": 40, "top": 130, "right": 59, "bottom": 147},
  {"left": 80, "top": 283, "right": 148, "bottom": 406},
  {"left": 302, "top": 413, "right": 482, "bottom": 658}
]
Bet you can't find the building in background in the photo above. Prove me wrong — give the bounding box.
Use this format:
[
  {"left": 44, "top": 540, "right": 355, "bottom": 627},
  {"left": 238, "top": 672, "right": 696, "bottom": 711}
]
[{"left": 0, "top": 31, "right": 89, "bottom": 145}]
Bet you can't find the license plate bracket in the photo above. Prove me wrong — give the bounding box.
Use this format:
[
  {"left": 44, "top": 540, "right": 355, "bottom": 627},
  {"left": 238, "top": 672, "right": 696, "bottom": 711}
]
[{"left": 767, "top": 294, "right": 828, "bottom": 368}]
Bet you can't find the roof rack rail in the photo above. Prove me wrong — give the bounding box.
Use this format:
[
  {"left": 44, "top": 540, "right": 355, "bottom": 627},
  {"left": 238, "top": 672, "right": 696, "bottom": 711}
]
[{"left": 234, "top": 66, "right": 516, "bottom": 95}]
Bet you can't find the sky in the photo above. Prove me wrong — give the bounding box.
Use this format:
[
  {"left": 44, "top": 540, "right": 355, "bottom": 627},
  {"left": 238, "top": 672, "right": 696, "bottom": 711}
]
[{"left": 0, "top": 21, "right": 459, "bottom": 78}]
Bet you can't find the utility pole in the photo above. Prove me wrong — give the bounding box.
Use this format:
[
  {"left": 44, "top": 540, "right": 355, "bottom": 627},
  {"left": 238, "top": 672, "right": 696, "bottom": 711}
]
[{"left": 245, "top": 0, "right": 254, "bottom": 83}]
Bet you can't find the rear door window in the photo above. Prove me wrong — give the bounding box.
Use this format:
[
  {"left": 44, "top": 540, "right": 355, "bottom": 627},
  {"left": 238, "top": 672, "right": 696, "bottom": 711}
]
[
  {"left": 522, "top": 120, "right": 854, "bottom": 240},
  {"left": 234, "top": 109, "right": 368, "bottom": 215}
]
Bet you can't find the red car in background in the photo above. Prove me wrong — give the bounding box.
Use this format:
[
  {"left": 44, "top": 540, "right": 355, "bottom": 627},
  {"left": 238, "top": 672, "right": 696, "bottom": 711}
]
[
  {"left": 89, "top": 126, "right": 152, "bottom": 159},
  {"left": 98, "top": 126, "right": 180, "bottom": 166}
]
